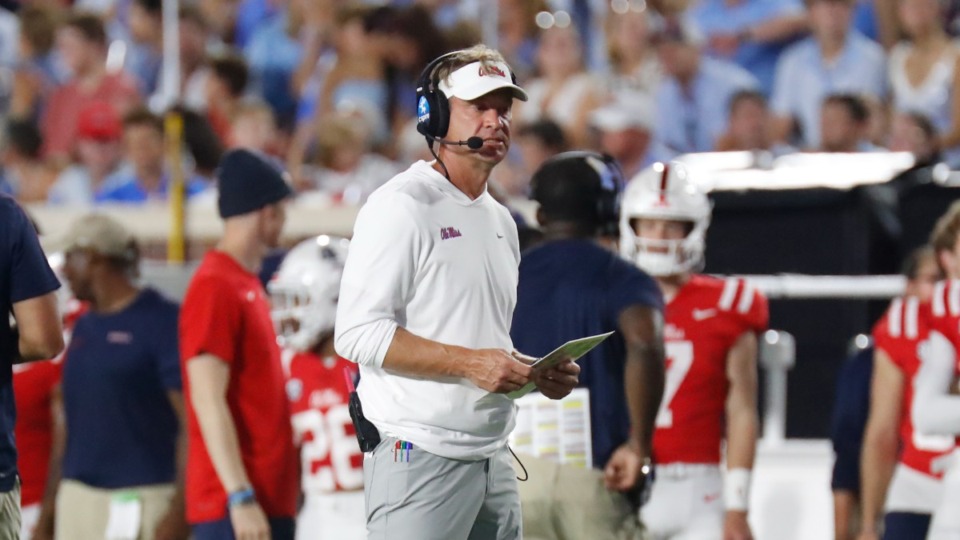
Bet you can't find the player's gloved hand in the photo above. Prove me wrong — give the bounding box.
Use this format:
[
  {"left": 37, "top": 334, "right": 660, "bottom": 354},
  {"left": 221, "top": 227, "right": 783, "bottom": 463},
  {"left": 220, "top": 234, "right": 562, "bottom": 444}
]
[
  {"left": 603, "top": 443, "right": 643, "bottom": 491},
  {"left": 531, "top": 358, "right": 580, "bottom": 400},
  {"left": 466, "top": 349, "right": 533, "bottom": 394},
  {"left": 230, "top": 501, "right": 270, "bottom": 540},
  {"left": 723, "top": 510, "right": 753, "bottom": 540}
]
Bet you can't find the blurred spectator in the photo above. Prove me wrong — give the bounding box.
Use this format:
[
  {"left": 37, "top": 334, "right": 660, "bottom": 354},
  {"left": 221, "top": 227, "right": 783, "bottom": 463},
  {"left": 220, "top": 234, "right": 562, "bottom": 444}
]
[
  {"left": 605, "top": 6, "right": 662, "bottom": 98},
  {"left": 889, "top": 0, "right": 960, "bottom": 166},
  {"left": 862, "top": 94, "right": 890, "bottom": 149},
  {"left": 234, "top": 0, "right": 282, "bottom": 48},
  {"left": 590, "top": 91, "right": 654, "bottom": 178},
  {"left": 9, "top": 5, "right": 63, "bottom": 122},
  {"left": 651, "top": 19, "right": 759, "bottom": 158},
  {"left": 497, "top": 0, "right": 548, "bottom": 80},
  {"left": 715, "top": 89, "right": 793, "bottom": 154},
  {"left": 198, "top": 0, "right": 240, "bottom": 44},
  {"left": 48, "top": 101, "right": 125, "bottom": 205},
  {"left": 300, "top": 110, "right": 400, "bottom": 205},
  {"left": 174, "top": 105, "right": 226, "bottom": 181},
  {"left": 52, "top": 214, "right": 187, "bottom": 540},
  {"left": 96, "top": 108, "right": 208, "bottom": 203},
  {"left": 516, "top": 24, "right": 605, "bottom": 147},
  {"left": 244, "top": 0, "right": 309, "bottom": 130},
  {"left": 0, "top": 2, "right": 19, "bottom": 67},
  {"left": 369, "top": 5, "right": 449, "bottom": 139},
  {"left": 888, "top": 111, "right": 941, "bottom": 168},
  {"left": 205, "top": 52, "right": 249, "bottom": 146},
  {"left": 686, "top": 0, "right": 807, "bottom": 95},
  {"left": 126, "top": 0, "right": 164, "bottom": 97},
  {"left": 299, "top": 5, "right": 388, "bottom": 145},
  {"left": 229, "top": 99, "right": 277, "bottom": 155},
  {"left": 179, "top": 5, "right": 218, "bottom": 111},
  {"left": 818, "top": 94, "right": 879, "bottom": 153},
  {"left": 0, "top": 120, "right": 57, "bottom": 203},
  {"left": 770, "top": 0, "right": 886, "bottom": 149},
  {"left": 497, "top": 119, "right": 568, "bottom": 199},
  {"left": 41, "top": 13, "right": 141, "bottom": 165}
]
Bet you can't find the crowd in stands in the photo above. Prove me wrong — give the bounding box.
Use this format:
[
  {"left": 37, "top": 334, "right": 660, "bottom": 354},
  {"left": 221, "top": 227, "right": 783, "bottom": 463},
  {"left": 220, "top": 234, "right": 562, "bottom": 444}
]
[{"left": 0, "top": 0, "right": 955, "bottom": 209}]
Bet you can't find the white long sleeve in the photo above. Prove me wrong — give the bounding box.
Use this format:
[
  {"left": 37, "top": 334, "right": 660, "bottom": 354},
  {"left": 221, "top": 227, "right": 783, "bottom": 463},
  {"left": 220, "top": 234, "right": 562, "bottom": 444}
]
[
  {"left": 334, "top": 193, "right": 421, "bottom": 368},
  {"left": 912, "top": 330, "right": 960, "bottom": 435},
  {"left": 333, "top": 161, "right": 521, "bottom": 460}
]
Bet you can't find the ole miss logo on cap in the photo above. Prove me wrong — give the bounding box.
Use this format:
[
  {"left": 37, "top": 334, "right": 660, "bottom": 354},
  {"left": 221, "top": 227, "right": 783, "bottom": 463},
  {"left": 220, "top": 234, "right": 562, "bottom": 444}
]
[{"left": 478, "top": 65, "right": 506, "bottom": 78}]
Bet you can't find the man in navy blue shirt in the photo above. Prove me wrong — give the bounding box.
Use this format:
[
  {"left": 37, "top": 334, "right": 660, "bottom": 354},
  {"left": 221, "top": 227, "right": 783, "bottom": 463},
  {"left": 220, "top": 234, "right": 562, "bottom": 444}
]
[
  {"left": 0, "top": 194, "right": 62, "bottom": 535},
  {"left": 511, "top": 152, "right": 666, "bottom": 540},
  {"left": 45, "top": 214, "right": 187, "bottom": 540}
]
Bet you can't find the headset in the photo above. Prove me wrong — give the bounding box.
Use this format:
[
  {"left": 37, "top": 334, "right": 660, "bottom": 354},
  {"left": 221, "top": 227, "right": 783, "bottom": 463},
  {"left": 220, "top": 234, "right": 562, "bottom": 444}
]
[
  {"left": 415, "top": 51, "right": 520, "bottom": 148},
  {"left": 530, "top": 150, "right": 625, "bottom": 237}
]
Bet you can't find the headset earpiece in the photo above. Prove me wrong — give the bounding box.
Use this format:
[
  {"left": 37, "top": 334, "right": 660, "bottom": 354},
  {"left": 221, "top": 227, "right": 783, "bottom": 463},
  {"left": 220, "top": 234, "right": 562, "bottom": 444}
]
[{"left": 416, "top": 52, "right": 457, "bottom": 140}]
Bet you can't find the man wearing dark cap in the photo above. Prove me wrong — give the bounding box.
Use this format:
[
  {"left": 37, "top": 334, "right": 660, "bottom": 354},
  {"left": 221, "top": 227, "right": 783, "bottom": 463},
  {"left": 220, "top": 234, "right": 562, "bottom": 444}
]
[
  {"left": 179, "top": 149, "right": 298, "bottom": 540},
  {"left": 510, "top": 151, "right": 665, "bottom": 540}
]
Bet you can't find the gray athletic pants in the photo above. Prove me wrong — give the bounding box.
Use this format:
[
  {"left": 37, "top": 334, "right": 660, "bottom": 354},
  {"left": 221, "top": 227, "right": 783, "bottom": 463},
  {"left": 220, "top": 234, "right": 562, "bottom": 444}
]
[{"left": 364, "top": 436, "right": 522, "bottom": 540}]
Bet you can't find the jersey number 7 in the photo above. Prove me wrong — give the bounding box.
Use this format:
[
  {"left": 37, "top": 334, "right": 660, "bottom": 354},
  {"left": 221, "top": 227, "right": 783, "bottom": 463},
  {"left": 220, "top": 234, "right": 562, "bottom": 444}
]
[{"left": 656, "top": 341, "right": 694, "bottom": 429}]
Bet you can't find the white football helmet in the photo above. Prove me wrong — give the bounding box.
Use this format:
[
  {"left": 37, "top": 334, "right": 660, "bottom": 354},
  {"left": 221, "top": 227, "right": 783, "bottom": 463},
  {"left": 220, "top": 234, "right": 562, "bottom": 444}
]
[
  {"left": 620, "top": 161, "right": 711, "bottom": 276},
  {"left": 268, "top": 235, "right": 350, "bottom": 352}
]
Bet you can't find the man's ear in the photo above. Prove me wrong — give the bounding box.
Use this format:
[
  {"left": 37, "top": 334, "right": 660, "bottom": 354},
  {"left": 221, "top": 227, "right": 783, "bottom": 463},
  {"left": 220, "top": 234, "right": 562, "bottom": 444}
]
[{"left": 536, "top": 207, "right": 547, "bottom": 227}]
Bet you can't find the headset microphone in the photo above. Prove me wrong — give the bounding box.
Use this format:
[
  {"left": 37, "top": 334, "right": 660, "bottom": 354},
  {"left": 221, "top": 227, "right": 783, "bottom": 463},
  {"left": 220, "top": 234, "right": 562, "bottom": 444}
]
[{"left": 430, "top": 135, "right": 485, "bottom": 150}]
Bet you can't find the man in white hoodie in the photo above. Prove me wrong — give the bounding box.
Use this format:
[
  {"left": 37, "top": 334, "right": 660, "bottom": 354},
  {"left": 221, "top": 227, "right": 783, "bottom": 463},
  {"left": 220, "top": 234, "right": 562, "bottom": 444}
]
[{"left": 334, "top": 45, "right": 581, "bottom": 540}]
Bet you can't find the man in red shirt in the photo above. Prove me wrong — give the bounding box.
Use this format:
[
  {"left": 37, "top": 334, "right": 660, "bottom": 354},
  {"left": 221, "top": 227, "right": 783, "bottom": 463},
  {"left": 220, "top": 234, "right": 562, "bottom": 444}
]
[
  {"left": 179, "top": 149, "right": 298, "bottom": 539},
  {"left": 41, "top": 13, "right": 140, "bottom": 164},
  {"left": 621, "top": 161, "right": 768, "bottom": 540}
]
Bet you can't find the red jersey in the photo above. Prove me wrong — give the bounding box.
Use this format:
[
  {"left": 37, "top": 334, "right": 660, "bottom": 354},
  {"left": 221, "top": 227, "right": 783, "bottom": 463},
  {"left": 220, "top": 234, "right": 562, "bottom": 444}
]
[
  {"left": 180, "top": 251, "right": 298, "bottom": 523},
  {"left": 874, "top": 296, "right": 954, "bottom": 477},
  {"left": 282, "top": 350, "right": 362, "bottom": 495},
  {"left": 924, "top": 280, "right": 960, "bottom": 448},
  {"left": 653, "top": 276, "right": 768, "bottom": 465},
  {"left": 13, "top": 359, "right": 61, "bottom": 506}
]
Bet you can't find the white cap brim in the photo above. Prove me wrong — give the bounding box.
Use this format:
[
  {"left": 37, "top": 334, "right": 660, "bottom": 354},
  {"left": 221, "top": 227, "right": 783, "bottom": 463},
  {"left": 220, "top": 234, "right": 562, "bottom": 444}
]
[{"left": 438, "top": 61, "right": 528, "bottom": 102}]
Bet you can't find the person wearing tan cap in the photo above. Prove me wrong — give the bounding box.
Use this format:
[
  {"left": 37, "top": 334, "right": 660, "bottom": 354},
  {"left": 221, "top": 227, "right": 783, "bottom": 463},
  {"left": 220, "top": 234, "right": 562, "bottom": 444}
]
[{"left": 47, "top": 214, "right": 188, "bottom": 540}]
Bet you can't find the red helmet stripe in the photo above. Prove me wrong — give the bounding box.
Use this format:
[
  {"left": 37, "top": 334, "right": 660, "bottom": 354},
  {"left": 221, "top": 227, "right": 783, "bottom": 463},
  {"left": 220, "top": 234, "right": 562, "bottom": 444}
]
[{"left": 659, "top": 164, "right": 670, "bottom": 203}]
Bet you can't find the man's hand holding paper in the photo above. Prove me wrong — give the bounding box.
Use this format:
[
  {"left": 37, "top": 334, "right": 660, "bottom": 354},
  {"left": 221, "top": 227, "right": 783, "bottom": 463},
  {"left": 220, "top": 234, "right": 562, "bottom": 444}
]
[{"left": 508, "top": 332, "right": 613, "bottom": 399}]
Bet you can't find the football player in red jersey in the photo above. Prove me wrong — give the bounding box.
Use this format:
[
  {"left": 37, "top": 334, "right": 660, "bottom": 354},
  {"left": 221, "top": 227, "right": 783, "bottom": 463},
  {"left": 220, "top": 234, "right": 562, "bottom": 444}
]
[
  {"left": 621, "top": 162, "right": 767, "bottom": 540},
  {"left": 859, "top": 247, "right": 947, "bottom": 540},
  {"left": 268, "top": 235, "right": 363, "bottom": 540},
  {"left": 913, "top": 202, "right": 960, "bottom": 540}
]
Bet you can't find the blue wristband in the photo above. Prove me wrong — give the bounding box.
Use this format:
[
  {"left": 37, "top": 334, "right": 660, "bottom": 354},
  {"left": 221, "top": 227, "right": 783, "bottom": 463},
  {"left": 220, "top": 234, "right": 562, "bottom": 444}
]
[{"left": 227, "top": 487, "right": 256, "bottom": 508}]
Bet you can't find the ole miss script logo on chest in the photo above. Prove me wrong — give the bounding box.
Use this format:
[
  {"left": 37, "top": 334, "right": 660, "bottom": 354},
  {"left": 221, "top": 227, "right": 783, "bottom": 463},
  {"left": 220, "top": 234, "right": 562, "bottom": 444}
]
[{"left": 440, "top": 227, "right": 462, "bottom": 240}]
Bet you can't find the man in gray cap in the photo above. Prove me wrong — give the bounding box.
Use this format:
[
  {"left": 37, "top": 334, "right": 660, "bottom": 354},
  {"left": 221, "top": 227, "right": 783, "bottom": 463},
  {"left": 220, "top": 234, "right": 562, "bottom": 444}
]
[
  {"left": 49, "top": 213, "right": 188, "bottom": 540},
  {"left": 179, "top": 149, "right": 298, "bottom": 540}
]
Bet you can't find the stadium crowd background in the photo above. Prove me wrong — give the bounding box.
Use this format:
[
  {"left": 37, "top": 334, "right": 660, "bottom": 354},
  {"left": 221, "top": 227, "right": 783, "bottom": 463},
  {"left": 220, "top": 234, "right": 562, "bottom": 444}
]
[
  {"left": 4, "top": 0, "right": 960, "bottom": 538},
  {"left": 0, "top": 0, "right": 952, "bottom": 210}
]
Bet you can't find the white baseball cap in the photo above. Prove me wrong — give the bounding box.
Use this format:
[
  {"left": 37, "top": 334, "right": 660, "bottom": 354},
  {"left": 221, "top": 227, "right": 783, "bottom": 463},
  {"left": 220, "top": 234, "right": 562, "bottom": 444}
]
[{"left": 438, "top": 61, "right": 528, "bottom": 102}]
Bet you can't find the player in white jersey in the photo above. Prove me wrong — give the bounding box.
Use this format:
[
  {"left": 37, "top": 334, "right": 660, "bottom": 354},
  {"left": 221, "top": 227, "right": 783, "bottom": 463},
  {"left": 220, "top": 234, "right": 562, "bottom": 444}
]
[{"left": 269, "top": 235, "right": 364, "bottom": 540}]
